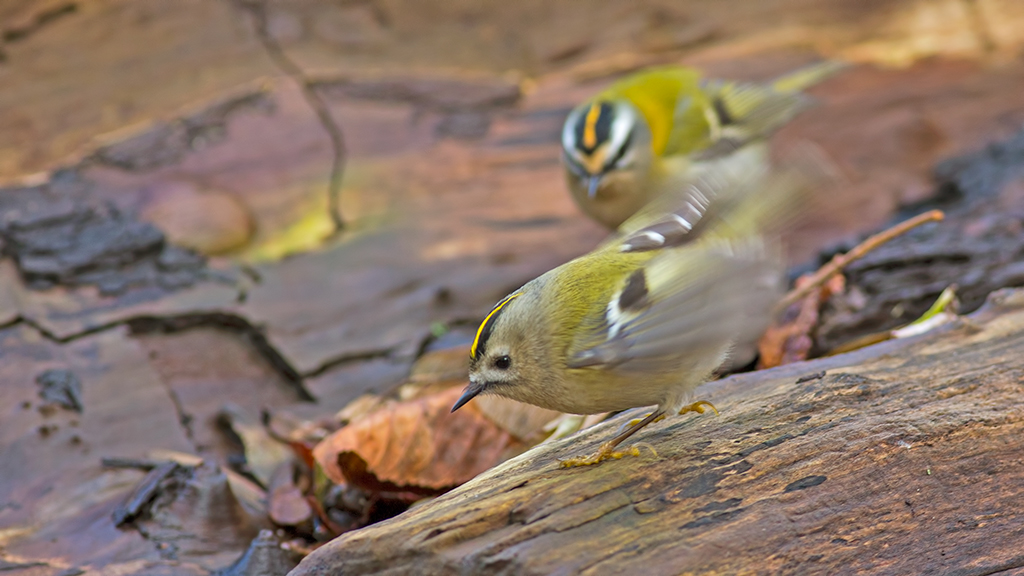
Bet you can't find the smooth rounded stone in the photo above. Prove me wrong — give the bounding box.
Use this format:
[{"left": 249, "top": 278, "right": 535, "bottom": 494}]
[{"left": 142, "top": 181, "right": 254, "bottom": 255}]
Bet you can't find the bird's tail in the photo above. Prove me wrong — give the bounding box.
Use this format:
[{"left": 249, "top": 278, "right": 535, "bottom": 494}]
[
  {"left": 770, "top": 60, "right": 849, "bottom": 93},
  {"left": 695, "top": 60, "right": 847, "bottom": 157}
]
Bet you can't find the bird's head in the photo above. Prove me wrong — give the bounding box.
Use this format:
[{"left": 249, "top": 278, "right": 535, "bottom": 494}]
[
  {"left": 453, "top": 286, "right": 557, "bottom": 413},
  {"left": 561, "top": 99, "right": 651, "bottom": 200}
]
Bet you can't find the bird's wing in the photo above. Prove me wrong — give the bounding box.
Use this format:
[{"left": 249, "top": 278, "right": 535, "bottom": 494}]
[
  {"left": 612, "top": 155, "right": 770, "bottom": 250},
  {"left": 568, "top": 165, "right": 810, "bottom": 371},
  {"left": 566, "top": 237, "right": 782, "bottom": 373}
]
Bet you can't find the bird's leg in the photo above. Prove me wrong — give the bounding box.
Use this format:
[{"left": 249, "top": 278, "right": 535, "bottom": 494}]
[
  {"left": 560, "top": 401, "right": 719, "bottom": 468},
  {"left": 560, "top": 410, "right": 664, "bottom": 468},
  {"left": 619, "top": 412, "right": 666, "bottom": 432},
  {"left": 620, "top": 400, "right": 716, "bottom": 430},
  {"left": 678, "top": 400, "right": 718, "bottom": 417}
]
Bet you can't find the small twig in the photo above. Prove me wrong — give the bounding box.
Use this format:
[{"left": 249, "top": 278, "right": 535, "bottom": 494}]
[
  {"left": 240, "top": 0, "right": 347, "bottom": 233},
  {"left": 111, "top": 461, "right": 184, "bottom": 526},
  {"left": 101, "top": 457, "right": 163, "bottom": 471},
  {"left": 777, "top": 210, "right": 945, "bottom": 311}
]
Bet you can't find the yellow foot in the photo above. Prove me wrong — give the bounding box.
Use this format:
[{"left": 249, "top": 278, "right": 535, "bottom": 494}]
[
  {"left": 559, "top": 444, "right": 642, "bottom": 468},
  {"left": 679, "top": 400, "right": 718, "bottom": 417}
]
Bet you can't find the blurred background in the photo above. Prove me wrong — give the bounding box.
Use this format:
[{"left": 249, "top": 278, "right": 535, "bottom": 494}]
[
  {"left": 2, "top": 0, "right": 1023, "bottom": 261},
  {"left": 1, "top": 1, "right": 1023, "bottom": 574}
]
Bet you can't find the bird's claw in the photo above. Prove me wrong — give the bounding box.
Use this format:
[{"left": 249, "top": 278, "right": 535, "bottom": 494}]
[
  {"left": 679, "top": 400, "right": 718, "bottom": 416},
  {"left": 559, "top": 444, "right": 641, "bottom": 468},
  {"left": 560, "top": 402, "right": 715, "bottom": 468}
]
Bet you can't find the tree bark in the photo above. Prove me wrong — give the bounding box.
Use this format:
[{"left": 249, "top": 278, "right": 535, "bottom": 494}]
[{"left": 290, "top": 288, "right": 1024, "bottom": 576}]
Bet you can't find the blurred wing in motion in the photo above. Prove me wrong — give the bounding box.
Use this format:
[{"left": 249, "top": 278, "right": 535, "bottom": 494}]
[
  {"left": 567, "top": 235, "right": 783, "bottom": 372},
  {"left": 568, "top": 166, "right": 813, "bottom": 371}
]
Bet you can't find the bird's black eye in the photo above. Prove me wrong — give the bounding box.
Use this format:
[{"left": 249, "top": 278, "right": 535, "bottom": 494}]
[{"left": 494, "top": 355, "right": 511, "bottom": 370}]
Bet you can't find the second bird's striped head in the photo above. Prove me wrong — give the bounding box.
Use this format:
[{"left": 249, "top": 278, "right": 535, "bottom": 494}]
[{"left": 561, "top": 99, "right": 645, "bottom": 199}]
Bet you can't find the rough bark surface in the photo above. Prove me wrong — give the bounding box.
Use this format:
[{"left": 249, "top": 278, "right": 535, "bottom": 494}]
[{"left": 291, "top": 288, "right": 1024, "bottom": 576}]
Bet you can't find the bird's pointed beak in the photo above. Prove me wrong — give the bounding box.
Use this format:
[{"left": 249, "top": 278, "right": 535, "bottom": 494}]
[
  {"left": 587, "top": 175, "right": 602, "bottom": 199},
  {"left": 451, "top": 381, "right": 484, "bottom": 413}
]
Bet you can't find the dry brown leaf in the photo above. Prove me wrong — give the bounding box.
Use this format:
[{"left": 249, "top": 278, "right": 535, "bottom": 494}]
[
  {"left": 218, "top": 404, "right": 294, "bottom": 487},
  {"left": 269, "top": 483, "right": 312, "bottom": 527},
  {"left": 313, "top": 386, "right": 521, "bottom": 496},
  {"left": 268, "top": 463, "right": 313, "bottom": 527},
  {"left": 759, "top": 274, "right": 845, "bottom": 368}
]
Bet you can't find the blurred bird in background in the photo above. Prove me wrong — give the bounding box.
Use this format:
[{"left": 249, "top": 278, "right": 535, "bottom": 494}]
[{"left": 561, "top": 61, "right": 845, "bottom": 229}]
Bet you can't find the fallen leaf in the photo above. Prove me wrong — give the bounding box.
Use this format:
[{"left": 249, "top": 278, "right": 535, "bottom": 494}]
[
  {"left": 759, "top": 274, "right": 845, "bottom": 368},
  {"left": 313, "top": 386, "right": 520, "bottom": 496},
  {"left": 218, "top": 404, "right": 294, "bottom": 487},
  {"left": 260, "top": 411, "right": 324, "bottom": 472},
  {"left": 268, "top": 463, "right": 313, "bottom": 527}
]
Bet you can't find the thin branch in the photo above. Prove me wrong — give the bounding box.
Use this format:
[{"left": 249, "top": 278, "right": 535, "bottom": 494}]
[
  {"left": 777, "top": 209, "right": 945, "bottom": 311},
  {"left": 240, "top": 0, "right": 347, "bottom": 233}
]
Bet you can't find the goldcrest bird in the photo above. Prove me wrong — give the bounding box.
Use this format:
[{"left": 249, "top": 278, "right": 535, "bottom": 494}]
[
  {"left": 452, "top": 164, "right": 806, "bottom": 466},
  {"left": 561, "top": 61, "right": 844, "bottom": 229}
]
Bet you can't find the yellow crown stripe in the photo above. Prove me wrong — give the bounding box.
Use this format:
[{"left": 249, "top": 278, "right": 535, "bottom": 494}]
[
  {"left": 582, "top": 102, "right": 601, "bottom": 149},
  {"left": 471, "top": 292, "right": 521, "bottom": 359}
]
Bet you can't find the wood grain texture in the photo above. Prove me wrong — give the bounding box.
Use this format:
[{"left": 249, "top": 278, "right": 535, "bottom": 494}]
[{"left": 291, "top": 288, "right": 1024, "bottom": 576}]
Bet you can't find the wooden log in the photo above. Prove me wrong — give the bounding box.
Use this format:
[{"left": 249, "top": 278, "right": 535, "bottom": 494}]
[{"left": 291, "top": 288, "right": 1024, "bottom": 576}]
